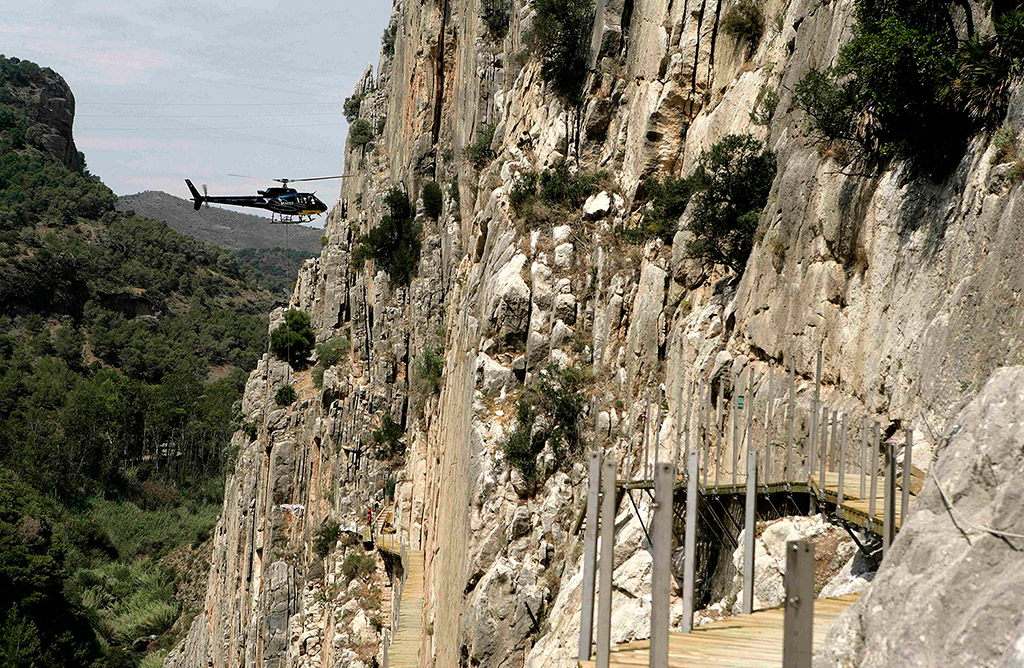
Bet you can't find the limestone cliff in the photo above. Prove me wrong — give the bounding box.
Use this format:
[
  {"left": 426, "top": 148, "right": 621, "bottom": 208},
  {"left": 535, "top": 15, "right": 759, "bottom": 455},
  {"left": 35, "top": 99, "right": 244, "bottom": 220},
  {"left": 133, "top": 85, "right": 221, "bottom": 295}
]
[{"left": 166, "top": 1, "right": 1023, "bottom": 666}]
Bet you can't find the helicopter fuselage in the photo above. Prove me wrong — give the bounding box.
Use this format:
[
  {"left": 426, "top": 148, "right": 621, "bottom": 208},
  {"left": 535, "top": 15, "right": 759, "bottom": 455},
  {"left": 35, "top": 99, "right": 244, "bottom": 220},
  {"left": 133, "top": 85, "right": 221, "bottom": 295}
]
[{"left": 185, "top": 179, "right": 327, "bottom": 221}]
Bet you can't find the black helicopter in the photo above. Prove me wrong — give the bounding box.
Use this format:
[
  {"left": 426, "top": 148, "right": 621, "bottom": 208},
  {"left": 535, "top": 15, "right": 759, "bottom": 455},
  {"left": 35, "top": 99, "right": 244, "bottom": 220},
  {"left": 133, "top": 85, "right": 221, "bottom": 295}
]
[{"left": 185, "top": 175, "right": 347, "bottom": 223}]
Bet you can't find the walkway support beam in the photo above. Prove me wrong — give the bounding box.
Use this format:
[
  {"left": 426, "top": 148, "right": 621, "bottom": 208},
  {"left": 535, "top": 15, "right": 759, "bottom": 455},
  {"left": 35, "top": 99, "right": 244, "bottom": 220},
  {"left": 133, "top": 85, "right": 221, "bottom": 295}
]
[
  {"left": 578, "top": 451, "right": 601, "bottom": 660},
  {"left": 650, "top": 462, "right": 673, "bottom": 668},
  {"left": 783, "top": 541, "right": 816, "bottom": 668},
  {"left": 596, "top": 456, "right": 617, "bottom": 668},
  {"left": 902, "top": 429, "right": 913, "bottom": 527},
  {"left": 883, "top": 441, "right": 897, "bottom": 551}
]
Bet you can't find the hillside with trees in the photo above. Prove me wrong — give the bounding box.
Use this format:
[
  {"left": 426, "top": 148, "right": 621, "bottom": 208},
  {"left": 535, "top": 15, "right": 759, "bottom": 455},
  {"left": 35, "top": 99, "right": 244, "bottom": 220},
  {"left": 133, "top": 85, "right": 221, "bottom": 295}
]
[{"left": 0, "top": 55, "right": 277, "bottom": 667}]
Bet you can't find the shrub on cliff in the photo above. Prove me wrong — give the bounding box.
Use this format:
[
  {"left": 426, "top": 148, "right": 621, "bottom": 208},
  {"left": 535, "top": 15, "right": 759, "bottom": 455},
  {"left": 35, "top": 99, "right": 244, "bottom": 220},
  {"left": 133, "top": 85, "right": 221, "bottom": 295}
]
[
  {"left": 685, "top": 134, "right": 777, "bottom": 274},
  {"left": 468, "top": 123, "right": 496, "bottom": 168},
  {"left": 793, "top": 68, "right": 859, "bottom": 145},
  {"left": 625, "top": 174, "right": 695, "bottom": 244},
  {"left": 413, "top": 346, "right": 444, "bottom": 399},
  {"left": 722, "top": 0, "right": 765, "bottom": 55},
  {"left": 510, "top": 161, "right": 605, "bottom": 222},
  {"left": 526, "top": 0, "right": 595, "bottom": 107},
  {"left": 421, "top": 181, "right": 443, "bottom": 220},
  {"left": 341, "top": 552, "right": 376, "bottom": 583},
  {"left": 313, "top": 519, "right": 341, "bottom": 558},
  {"left": 502, "top": 365, "right": 589, "bottom": 495},
  {"left": 274, "top": 384, "right": 297, "bottom": 406},
  {"left": 348, "top": 119, "right": 374, "bottom": 148},
  {"left": 269, "top": 308, "right": 315, "bottom": 367},
  {"left": 372, "top": 415, "right": 405, "bottom": 459},
  {"left": 482, "top": 0, "right": 513, "bottom": 40},
  {"left": 343, "top": 92, "right": 365, "bottom": 123},
  {"left": 352, "top": 188, "right": 422, "bottom": 286},
  {"left": 312, "top": 337, "right": 349, "bottom": 389}
]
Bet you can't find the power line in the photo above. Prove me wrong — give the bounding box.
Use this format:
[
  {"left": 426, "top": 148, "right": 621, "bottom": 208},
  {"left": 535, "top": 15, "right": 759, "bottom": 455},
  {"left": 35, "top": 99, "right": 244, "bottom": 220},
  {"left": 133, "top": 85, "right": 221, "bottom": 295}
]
[{"left": 80, "top": 122, "right": 347, "bottom": 130}]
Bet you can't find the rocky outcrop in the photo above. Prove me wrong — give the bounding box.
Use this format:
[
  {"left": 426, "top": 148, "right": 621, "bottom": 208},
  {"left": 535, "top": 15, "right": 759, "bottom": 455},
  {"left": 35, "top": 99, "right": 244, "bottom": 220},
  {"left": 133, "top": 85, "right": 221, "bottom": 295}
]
[
  {"left": 0, "top": 57, "right": 79, "bottom": 168},
  {"left": 168, "top": 1, "right": 1024, "bottom": 667},
  {"left": 820, "top": 367, "right": 1024, "bottom": 668}
]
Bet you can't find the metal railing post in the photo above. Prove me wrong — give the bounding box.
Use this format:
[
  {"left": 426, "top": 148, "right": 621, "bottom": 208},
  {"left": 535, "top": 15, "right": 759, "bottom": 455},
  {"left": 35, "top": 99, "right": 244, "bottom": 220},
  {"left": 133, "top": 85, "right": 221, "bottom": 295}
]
[
  {"left": 649, "top": 462, "right": 673, "bottom": 668},
  {"left": 859, "top": 416, "right": 867, "bottom": 499},
  {"left": 682, "top": 449, "right": 698, "bottom": 633},
  {"left": 596, "top": 456, "right": 617, "bottom": 668},
  {"left": 868, "top": 421, "right": 880, "bottom": 530},
  {"left": 783, "top": 541, "right": 815, "bottom": 668},
  {"left": 901, "top": 429, "right": 912, "bottom": 531},
  {"left": 578, "top": 451, "right": 601, "bottom": 660},
  {"left": 883, "top": 441, "right": 897, "bottom": 551},
  {"left": 742, "top": 450, "right": 757, "bottom": 614},
  {"left": 837, "top": 414, "right": 847, "bottom": 519},
  {"left": 786, "top": 358, "right": 795, "bottom": 480}
]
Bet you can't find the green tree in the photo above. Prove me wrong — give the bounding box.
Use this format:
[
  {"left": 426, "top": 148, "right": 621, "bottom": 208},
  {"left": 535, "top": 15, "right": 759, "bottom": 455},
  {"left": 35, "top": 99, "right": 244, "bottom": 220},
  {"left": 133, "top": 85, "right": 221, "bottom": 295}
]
[
  {"left": 269, "top": 309, "right": 315, "bottom": 368},
  {"left": 352, "top": 189, "right": 422, "bottom": 286},
  {"left": 421, "top": 181, "right": 443, "bottom": 220},
  {"left": 685, "top": 134, "right": 777, "bottom": 274},
  {"left": 526, "top": 0, "right": 595, "bottom": 107},
  {"left": 349, "top": 119, "right": 374, "bottom": 148}
]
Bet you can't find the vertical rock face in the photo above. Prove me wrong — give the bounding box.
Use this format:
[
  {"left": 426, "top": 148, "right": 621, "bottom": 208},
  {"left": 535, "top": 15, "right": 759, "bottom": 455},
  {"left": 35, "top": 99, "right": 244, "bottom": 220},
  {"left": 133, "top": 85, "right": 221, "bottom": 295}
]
[
  {"left": 167, "top": 1, "right": 1024, "bottom": 667},
  {"left": 1, "top": 59, "right": 80, "bottom": 168}
]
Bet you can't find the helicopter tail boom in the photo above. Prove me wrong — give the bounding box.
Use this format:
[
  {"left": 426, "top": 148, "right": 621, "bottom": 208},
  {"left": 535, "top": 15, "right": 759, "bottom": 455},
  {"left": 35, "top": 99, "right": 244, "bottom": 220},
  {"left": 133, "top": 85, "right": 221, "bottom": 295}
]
[{"left": 185, "top": 179, "right": 204, "bottom": 210}]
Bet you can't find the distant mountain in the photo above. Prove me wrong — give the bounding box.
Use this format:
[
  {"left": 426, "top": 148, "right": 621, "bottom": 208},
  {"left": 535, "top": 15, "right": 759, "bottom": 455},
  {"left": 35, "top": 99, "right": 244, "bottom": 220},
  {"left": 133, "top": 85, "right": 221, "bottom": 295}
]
[{"left": 117, "top": 190, "right": 323, "bottom": 253}]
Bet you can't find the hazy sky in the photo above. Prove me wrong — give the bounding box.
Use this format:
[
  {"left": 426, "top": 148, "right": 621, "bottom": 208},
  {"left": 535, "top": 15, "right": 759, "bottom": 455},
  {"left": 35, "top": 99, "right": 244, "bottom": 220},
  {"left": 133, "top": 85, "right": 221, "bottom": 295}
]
[{"left": 2, "top": 1, "right": 392, "bottom": 217}]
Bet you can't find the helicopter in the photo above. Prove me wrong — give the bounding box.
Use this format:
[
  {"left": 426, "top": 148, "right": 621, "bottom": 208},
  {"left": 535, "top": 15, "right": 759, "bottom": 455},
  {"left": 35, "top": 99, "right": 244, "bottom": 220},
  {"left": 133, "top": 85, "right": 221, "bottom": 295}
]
[{"left": 185, "top": 175, "right": 349, "bottom": 223}]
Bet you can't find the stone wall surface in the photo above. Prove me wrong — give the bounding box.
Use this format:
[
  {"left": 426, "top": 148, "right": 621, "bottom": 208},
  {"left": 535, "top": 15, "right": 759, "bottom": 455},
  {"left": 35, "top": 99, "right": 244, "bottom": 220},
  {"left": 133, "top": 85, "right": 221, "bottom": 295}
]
[{"left": 165, "top": 0, "right": 1024, "bottom": 666}]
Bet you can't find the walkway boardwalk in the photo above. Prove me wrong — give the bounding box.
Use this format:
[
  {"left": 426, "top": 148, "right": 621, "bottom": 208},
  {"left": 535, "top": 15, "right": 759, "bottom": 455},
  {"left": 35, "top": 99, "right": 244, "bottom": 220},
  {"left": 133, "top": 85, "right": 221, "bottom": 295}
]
[
  {"left": 386, "top": 548, "right": 423, "bottom": 667},
  {"left": 373, "top": 509, "right": 423, "bottom": 668},
  {"left": 578, "top": 594, "right": 860, "bottom": 668}
]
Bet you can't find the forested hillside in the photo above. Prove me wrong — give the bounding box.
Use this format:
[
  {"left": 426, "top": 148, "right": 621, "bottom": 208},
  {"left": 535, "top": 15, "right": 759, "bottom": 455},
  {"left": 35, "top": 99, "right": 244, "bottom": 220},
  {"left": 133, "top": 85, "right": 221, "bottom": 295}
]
[
  {"left": 0, "top": 55, "right": 276, "bottom": 667},
  {"left": 116, "top": 191, "right": 320, "bottom": 296}
]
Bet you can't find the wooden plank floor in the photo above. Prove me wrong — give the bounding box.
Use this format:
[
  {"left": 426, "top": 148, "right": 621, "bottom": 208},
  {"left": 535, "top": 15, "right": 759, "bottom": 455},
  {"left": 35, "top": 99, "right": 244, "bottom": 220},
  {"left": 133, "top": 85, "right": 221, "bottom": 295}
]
[
  {"left": 387, "top": 548, "right": 424, "bottom": 667},
  {"left": 578, "top": 594, "right": 860, "bottom": 667}
]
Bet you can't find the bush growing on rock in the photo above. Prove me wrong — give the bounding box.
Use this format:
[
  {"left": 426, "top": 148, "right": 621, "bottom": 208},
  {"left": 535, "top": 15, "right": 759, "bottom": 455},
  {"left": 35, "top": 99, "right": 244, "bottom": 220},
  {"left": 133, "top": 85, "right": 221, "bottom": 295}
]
[
  {"left": 468, "top": 123, "right": 496, "bottom": 168},
  {"left": 269, "top": 309, "right": 315, "bottom": 367},
  {"left": 372, "top": 415, "right": 405, "bottom": 459},
  {"left": 626, "top": 174, "right": 695, "bottom": 243},
  {"left": 685, "top": 134, "right": 777, "bottom": 274},
  {"left": 348, "top": 119, "right": 374, "bottom": 148},
  {"left": 510, "top": 161, "right": 605, "bottom": 223},
  {"left": 274, "top": 384, "right": 297, "bottom": 407},
  {"left": 313, "top": 519, "right": 340, "bottom": 558},
  {"left": 481, "top": 0, "right": 513, "bottom": 40},
  {"left": 421, "top": 181, "right": 443, "bottom": 220},
  {"left": 501, "top": 365, "right": 589, "bottom": 495},
  {"left": 526, "top": 0, "right": 595, "bottom": 107},
  {"left": 721, "top": 0, "right": 765, "bottom": 55},
  {"left": 382, "top": 24, "right": 397, "bottom": 57},
  {"left": 793, "top": 69, "right": 859, "bottom": 145},
  {"left": 312, "top": 337, "right": 349, "bottom": 388},
  {"left": 343, "top": 92, "right": 364, "bottom": 123},
  {"left": 341, "top": 552, "right": 376, "bottom": 584},
  {"left": 352, "top": 188, "right": 422, "bottom": 286}
]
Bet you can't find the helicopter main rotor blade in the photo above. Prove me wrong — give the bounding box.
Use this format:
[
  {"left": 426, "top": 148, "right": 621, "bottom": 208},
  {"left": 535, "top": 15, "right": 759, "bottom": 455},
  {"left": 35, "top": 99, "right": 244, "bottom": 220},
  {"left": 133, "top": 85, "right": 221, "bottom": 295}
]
[
  {"left": 275, "top": 175, "right": 352, "bottom": 183},
  {"left": 227, "top": 173, "right": 262, "bottom": 180}
]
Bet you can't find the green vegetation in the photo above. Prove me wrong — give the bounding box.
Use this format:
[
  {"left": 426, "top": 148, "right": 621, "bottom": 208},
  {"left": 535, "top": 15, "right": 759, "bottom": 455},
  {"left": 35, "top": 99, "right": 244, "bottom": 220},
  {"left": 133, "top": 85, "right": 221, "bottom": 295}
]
[
  {"left": 526, "top": 0, "right": 595, "bottom": 107},
  {"left": 468, "top": 122, "right": 497, "bottom": 168},
  {"left": 352, "top": 188, "right": 422, "bottom": 286},
  {"left": 312, "top": 337, "right": 350, "bottom": 389},
  {"left": 274, "top": 385, "right": 297, "bottom": 407},
  {"left": 510, "top": 160, "right": 605, "bottom": 223},
  {"left": 270, "top": 308, "right": 315, "bottom": 368},
  {"left": 793, "top": 3, "right": 1024, "bottom": 167},
  {"left": 233, "top": 247, "right": 316, "bottom": 297},
  {"left": 340, "top": 552, "right": 376, "bottom": 584},
  {"left": 749, "top": 85, "right": 779, "bottom": 126},
  {"left": 313, "top": 519, "right": 341, "bottom": 558},
  {"left": 685, "top": 134, "right": 777, "bottom": 273},
  {"left": 722, "top": 0, "right": 765, "bottom": 55},
  {"left": 382, "top": 24, "right": 397, "bottom": 57},
  {"left": 0, "top": 54, "right": 268, "bottom": 668},
  {"left": 625, "top": 175, "right": 695, "bottom": 243},
  {"left": 421, "top": 180, "right": 443, "bottom": 220},
  {"left": 349, "top": 119, "right": 374, "bottom": 148},
  {"left": 372, "top": 415, "right": 405, "bottom": 459},
  {"left": 502, "top": 365, "right": 589, "bottom": 494},
  {"left": 482, "top": 0, "right": 513, "bottom": 40},
  {"left": 412, "top": 346, "right": 444, "bottom": 399},
  {"left": 343, "top": 92, "right": 365, "bottom": 123}
]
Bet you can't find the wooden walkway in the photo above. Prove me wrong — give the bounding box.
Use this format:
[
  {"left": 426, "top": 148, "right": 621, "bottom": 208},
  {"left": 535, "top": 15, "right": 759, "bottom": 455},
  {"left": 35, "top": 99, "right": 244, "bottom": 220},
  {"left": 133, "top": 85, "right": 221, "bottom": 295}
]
[
  {"left": 386, "top": 547, "right": 423, "bottom": 666},
  {"left": 579, "top": 593, "right": 860, "bottom": 667}
]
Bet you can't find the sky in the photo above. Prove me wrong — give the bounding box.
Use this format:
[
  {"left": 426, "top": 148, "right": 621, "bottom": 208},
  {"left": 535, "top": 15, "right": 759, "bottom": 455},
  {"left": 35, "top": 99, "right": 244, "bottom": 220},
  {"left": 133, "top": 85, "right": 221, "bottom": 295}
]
[{"left": 2, "top": 1, "right": 393, "bottom": 220}]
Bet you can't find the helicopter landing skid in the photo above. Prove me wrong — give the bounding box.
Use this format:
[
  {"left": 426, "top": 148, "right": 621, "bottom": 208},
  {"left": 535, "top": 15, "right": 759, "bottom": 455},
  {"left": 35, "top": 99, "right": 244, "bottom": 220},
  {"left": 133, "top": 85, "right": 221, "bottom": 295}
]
[{"left": 270, "top": 213, "right": 316, "bottom": 225}]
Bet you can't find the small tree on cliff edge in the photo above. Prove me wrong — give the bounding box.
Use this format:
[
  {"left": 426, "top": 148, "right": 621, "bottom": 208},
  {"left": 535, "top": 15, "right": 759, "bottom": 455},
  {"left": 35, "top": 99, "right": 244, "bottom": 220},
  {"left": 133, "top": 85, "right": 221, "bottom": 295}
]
[
  {"left": 685, "top": 134, "right": 777, "bottom": 275},
  {"left": 527, "top": 0, "right": 595, "bottom": 158},
  {"left": 352, "top": 188, "right": 422, "bottom": 286}
]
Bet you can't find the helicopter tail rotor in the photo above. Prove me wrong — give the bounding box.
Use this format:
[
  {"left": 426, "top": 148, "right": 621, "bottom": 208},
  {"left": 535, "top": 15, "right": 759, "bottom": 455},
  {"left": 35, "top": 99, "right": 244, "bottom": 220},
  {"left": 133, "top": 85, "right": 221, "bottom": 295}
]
[{"left": 185, "top": 179, "right": 204, "bottom": 211}]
